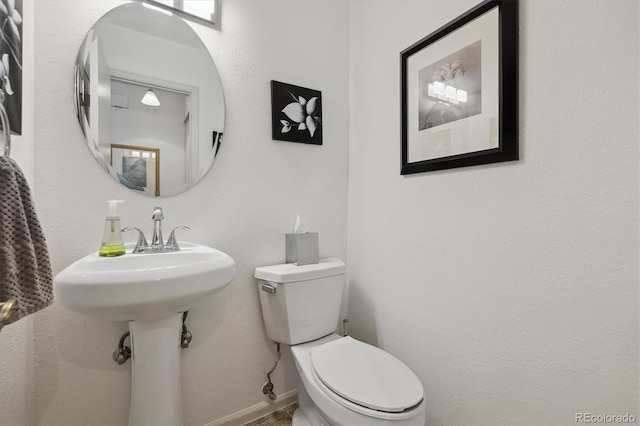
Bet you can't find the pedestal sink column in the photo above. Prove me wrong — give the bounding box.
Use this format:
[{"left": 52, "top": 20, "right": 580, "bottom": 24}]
[{"left": 128, "top": 313, "right": 183, "bottom": 425}]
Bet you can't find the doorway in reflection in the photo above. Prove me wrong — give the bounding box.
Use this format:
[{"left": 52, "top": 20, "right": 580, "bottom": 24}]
[{"left": 110, "top": 79, "right": 191, "bottom": 196}]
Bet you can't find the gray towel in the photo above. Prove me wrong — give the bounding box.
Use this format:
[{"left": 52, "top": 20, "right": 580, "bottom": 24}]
[{"left": 0, "top": 157, "right": 53, "bottom": 324}]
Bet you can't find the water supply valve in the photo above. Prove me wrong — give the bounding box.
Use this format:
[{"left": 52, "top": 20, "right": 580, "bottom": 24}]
[
  {"left": 261, "top": 342, "right": 281, "bottom": 401},
  {"left": 113, "top": 331, "right": 132, "bottom": 365},
  {"left": 180, "top": 311, "right": 193, "bottom": 349},
  {"left": 181, "top": 329, "right": 193, "bottom": 349}
]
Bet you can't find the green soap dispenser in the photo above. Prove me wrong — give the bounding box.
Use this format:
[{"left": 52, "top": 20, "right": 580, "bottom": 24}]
[{"left": 99, "top": 200, "right": 126, "bottom": 257}]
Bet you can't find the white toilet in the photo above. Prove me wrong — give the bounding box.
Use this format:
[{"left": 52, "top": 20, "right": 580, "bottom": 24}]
[{"left": 255, "top": 258, "right": 426, "bottom": 425}]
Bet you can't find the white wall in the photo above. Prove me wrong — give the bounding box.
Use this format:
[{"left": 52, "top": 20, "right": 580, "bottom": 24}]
[
  {"left": 0, "top": 1, "right": 348, "bottom": 425},
  {"left": 348, "top": 1, "right": 639, "bottom": 425}
]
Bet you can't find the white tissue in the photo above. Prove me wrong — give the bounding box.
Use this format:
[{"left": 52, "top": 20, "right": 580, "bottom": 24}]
[{"left": 294, "top": 214, "right": 309, "bottom": 234}]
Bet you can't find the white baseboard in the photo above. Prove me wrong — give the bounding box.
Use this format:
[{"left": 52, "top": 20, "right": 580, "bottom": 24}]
[{"left": 206, "top": 389, "right": 298, "bottom": 426}]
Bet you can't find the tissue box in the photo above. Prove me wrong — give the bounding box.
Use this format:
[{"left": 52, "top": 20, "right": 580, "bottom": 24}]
[{"left": 285, "top": 233, "right": 319, "bottom": 265}]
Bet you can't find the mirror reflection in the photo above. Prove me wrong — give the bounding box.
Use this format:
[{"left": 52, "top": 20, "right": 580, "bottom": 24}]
[{"left": 74, "top": 2, "right": 225, "bottom": 197}]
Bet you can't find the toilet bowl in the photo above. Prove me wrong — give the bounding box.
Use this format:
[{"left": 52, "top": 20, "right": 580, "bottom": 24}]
[
  {"left": 292, "top": 334, "right": 426, "bottom": 425},
  {"left": 255, "top": 259, "right": 426, "bottom": 425}
]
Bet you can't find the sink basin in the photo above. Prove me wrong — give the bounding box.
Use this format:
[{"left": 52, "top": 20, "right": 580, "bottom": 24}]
[{"left": 54, "top": 242, "right": 235, "bottom": 321}]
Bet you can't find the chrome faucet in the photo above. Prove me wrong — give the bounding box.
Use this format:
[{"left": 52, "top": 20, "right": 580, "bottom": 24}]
[
  {"left": 151, "top": 207, "right": 164, "bottom": 249},
  {"left": 123, "top": 207, "right": 190, "bottom": 254}
]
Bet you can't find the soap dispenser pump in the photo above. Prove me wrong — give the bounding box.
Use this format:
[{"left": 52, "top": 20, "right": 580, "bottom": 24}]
[{"left": 99, "top": 200, "right": 126, "bottom": 257}]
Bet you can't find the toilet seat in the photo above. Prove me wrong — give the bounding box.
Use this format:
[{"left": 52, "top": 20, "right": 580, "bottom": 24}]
[{"left": 311, "top": 336, "right": 423, "bottom": 414}]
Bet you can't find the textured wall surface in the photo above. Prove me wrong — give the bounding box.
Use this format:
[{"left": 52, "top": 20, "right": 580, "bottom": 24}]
[
  {"left": 348, "top": 1, "right": 639, "bottom": 425},
  {"left": 0, "top": 1, "right": 348, "bottom": 425}
]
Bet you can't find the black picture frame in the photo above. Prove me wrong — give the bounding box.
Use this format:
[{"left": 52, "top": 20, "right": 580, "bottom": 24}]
[
  {"left": 400, "top": 0, "right": 518, "bottom": 174},
  {"left": 271, "top": 80, "right": 323, "bottom": 145},
  {"left": 212, "top": 131, "right": 222, "bottom": 157}
]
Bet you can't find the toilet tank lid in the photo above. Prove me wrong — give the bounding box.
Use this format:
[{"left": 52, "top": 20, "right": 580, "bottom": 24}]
[{"left": 255, "top": 258, "right": 345, "bottom": 283}]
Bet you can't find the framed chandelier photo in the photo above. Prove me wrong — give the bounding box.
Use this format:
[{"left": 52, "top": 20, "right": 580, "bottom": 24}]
[{"left": 400, "top": 0, "right": 518, "bottom": 174}]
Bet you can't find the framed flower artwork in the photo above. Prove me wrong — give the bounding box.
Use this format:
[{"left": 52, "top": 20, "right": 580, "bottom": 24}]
[{"left": 271, "top": 80, "right": 322, "bottom": 145}]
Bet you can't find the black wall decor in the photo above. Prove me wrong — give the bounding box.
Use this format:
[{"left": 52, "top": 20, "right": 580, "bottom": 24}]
[
  {"left": 271, "top": 80, "right": 322, "bottom": 145},
  {"left": 0, "top": 0, "right": 22, "bottom": 135}
]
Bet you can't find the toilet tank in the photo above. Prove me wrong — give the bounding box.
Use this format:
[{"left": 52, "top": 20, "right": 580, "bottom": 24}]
[{"left": 255, "top": 258, "right": 345, "bottom": 345}]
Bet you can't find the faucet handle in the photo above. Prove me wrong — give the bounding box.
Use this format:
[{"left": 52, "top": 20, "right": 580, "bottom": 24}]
[
  {"left": 166, "top": 226, "right": 191, "bottom": 251},
  {"left": 122, "top": 227, "right": 149, "bottom": 253},
  {"left": 152, "top": 207, "right": 164, "bottom": 221},
  {"left": 151, "top": 207, "right": 165, "bottom": 248}
]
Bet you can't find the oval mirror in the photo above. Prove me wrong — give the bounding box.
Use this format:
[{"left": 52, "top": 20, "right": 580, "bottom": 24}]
[{"left": 74, "top": 2, "right": 224, "bottom": 197}]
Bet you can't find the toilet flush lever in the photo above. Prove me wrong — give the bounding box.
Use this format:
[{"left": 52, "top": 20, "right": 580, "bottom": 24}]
[{"left": 261, "top": 282, "right": 277, "bottom": 294}]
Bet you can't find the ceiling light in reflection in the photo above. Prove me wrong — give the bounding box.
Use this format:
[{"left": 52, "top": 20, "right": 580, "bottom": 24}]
[{"left": 141, "top": 89, "right": 161, "bottom": 106}]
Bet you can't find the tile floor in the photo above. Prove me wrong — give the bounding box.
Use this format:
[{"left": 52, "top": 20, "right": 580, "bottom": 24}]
[{"left": 242, "top": 403, "right": 297, "bottom": 426}]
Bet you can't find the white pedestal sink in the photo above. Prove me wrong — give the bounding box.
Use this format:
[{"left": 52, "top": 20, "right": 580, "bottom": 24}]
[{"left": 54, "top": 242, "right": 235, "bottom": 425}]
